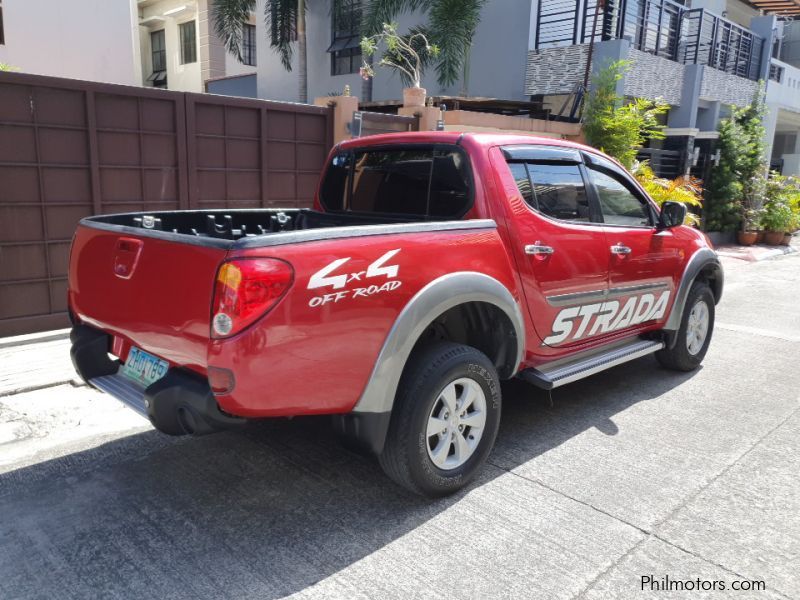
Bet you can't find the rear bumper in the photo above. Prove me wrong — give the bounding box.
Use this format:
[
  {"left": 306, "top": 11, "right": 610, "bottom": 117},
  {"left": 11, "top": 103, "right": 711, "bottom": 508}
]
[{"left": 71, "top": 325, "right": 245, "bottom": 435}]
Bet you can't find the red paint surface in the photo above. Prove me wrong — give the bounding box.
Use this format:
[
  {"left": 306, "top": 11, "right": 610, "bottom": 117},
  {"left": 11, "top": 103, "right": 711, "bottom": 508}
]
[{"left": 69, "top": 132, "right": 713, "bottom": 417}]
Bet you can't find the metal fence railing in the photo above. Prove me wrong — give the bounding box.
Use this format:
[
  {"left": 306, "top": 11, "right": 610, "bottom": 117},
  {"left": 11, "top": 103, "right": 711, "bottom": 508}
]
[{"left": 535, "top": 0, "right": 763, "bottom": 81}]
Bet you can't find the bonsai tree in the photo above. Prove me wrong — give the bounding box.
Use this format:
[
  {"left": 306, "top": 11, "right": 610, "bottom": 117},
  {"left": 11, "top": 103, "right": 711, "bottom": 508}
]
[
  {"left": 360, "top": 22, "right": 439, "bottom": 89},
  {"left": 364, "top": 0, "right": 487, "bottom": 95}
]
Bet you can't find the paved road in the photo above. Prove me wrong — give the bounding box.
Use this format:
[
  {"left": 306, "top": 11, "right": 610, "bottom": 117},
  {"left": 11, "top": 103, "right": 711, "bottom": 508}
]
[{"left": 1, "top": 254, "right": 798, "bottom": 599}]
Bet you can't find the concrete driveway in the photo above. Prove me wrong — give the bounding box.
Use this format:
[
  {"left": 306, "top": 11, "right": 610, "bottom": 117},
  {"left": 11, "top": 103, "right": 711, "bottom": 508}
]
[{"left": 1, "top": 253, "right": 798, "bottom": 599}]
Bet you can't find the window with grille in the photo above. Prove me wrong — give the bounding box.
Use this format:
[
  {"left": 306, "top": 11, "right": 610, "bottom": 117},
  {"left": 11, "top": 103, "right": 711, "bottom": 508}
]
[
  {"left": 328, "top": 0, "right": 362, "bottom": 75},
  {"left": 242, "top": 23, "right": 256, "bottom": 66},
  {"left": 151, "top": 29, "right": 166, "bottom": 72},
  {"left": 179, "top": 21, "right": 196, "bottom": 64}
]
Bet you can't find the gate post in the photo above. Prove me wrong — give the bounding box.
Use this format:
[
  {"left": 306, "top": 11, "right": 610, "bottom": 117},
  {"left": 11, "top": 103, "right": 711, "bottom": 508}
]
[{"left": 314, "top": 95, "right": 359, "bottom": 143}]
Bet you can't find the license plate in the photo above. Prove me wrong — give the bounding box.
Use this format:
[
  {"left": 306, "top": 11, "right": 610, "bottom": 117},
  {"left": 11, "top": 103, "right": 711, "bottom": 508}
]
[{"left": 122, "top": 347, "right": 169, "bottom": 387}]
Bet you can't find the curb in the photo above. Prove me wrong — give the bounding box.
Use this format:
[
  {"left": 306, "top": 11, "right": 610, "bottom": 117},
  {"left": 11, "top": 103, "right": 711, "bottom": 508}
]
[
  {"left": 754, "top": 246, "right": 798, "bottom": 261},
  {"left": 0, "top": 328, "right": 71, "bottom": 350},
  {"left": 715, "top": 245, "right": 798, "bottom": 263}
]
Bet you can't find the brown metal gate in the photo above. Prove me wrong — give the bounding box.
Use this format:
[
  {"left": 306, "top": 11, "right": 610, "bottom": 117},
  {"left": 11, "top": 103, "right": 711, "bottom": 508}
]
[{"left": 0, "top": 72, "right": 332, "bottom": 337}]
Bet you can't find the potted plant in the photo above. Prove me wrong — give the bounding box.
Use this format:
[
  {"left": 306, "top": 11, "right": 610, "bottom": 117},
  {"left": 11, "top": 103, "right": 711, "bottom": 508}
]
[
  {"left": 360, "top": 23, "right": 439, "bottom": 108},
  {"left": 762, "top": 174, "right": 795, "bottom": 244},
  {"left": 761, "top": 199, "right": 793, "bottom": 245},
  {"left": 737, "top": 209, "right": 760, "bottom": 246}
]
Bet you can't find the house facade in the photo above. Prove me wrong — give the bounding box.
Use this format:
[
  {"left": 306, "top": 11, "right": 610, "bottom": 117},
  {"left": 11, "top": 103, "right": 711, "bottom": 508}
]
[
  {"left": 237, "top": 0, "right": 800, "bottom": 177},
  {"left": 0, "top": 0, "right": 139, "bottom": 85},
  {"left": 136, "top": 0, "right": 257, "bottom": 93}
]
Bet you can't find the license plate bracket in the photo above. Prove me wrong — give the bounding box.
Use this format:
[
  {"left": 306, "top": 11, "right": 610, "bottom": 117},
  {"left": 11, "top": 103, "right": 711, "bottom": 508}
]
[{"left": 121, "top": 347, "right": 169, "bottom": 387}]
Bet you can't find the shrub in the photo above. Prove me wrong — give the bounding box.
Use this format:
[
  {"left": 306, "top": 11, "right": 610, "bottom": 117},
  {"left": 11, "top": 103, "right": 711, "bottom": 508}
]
[
  {"left": 583, "top": 60, "right": 668, "bottom": 170},
  {"left": 631, "top": 161, "right": 702, "bottom": 226}
]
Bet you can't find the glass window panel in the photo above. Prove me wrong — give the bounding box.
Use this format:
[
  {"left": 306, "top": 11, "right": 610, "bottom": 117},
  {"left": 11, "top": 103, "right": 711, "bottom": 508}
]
[
  {"left": 526, "top": 163, "right": 590, "bottom": 222},
  {"left": 180, "top": 21, "right": 196, "bottom": 64},
  {"left": 588, "top": 167, "right": 650, "bottom": 226}
]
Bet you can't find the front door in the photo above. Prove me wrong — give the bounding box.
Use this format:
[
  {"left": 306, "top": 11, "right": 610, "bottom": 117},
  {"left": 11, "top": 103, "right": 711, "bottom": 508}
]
[
  {"left": 582, "top": 152, "right": 682, "bottom": 334},
  {"left": 494, "top": 145, "right": 611, "bottom": 351}
]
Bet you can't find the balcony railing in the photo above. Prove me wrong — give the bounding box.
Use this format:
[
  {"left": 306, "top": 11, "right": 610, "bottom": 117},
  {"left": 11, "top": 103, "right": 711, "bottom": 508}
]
[
  {"left": 680, "top": 9, "right": 764, "bottom": 80},
  {"left": 534, "top": 0, "right": 764, "bottom": 81}
]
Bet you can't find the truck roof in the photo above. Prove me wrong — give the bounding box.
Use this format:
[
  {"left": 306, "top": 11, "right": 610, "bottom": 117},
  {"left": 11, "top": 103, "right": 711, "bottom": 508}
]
[{"left": 336, "top": 130, "right": 591, "bottom": 153}]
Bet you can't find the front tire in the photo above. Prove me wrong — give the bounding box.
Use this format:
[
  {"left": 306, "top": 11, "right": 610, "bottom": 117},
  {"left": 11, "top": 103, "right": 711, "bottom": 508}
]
[
  {"left": 656, "top": 281, "right": 715, "bottom": 371},
  {"left": 379, "top": 342, "right": 501, "bottom": 497}
]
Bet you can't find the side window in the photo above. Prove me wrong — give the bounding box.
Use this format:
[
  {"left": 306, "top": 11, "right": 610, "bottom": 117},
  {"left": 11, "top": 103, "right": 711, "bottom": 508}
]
[
  {"left": 526, "top": 163, "right": 591, "bottom": 222},
  {"left": 587, "top": 166, "right": 651, "bottom": 227},
  {"left": 318, "top": 146, "right": 472, "bottom": 218},
  {"left": 508, "top": 162, "right": 533, "bottom": 206}
]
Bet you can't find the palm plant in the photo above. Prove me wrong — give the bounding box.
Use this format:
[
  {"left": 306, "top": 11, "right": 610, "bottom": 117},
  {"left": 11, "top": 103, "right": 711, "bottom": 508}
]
[
  {"left": 631, "top": 161, "right": 703, "bottom": 226},
  {"left": 213, "top": 0, "right": 308, "bottom": 102},
  {"left": 363, "top": 0, "right": 486, "bottom": 94}
]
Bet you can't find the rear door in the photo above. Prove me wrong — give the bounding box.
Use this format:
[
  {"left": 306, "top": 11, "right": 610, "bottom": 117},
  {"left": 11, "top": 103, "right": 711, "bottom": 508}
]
[
  {"left": 496, "top": 145, "right": 611, "bottom": 349},
  {"left": 582, "top": 152, "right": 682, "bottom": 332}
]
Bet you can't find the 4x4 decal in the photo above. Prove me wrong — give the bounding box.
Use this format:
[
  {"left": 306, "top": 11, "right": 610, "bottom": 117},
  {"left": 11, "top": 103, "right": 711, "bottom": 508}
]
[{"left": 307, "top": 249, "right": 402, "bottom": 307}]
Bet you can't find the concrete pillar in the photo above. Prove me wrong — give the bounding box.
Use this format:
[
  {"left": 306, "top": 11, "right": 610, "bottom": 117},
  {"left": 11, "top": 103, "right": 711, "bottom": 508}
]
[
  {"left": 668, "top": 64, "right": 703, "bottom": 129},
  {"left": 313, "top": 95, "right": 359, "bottom": 144},
  {"left": 589, "top": 38, "right": 630, "bottom": 96},
  {"left": 750, "top": 16, "right": 777, "bottom": 83},
  {"left": 696, "top": 100, "right": 721, "bottom": 131},
  {"left": 762, "top": 101, "right": 780, "bottom": 170},
  {"left": 399, "top": 105, "right": 442, "bottom": 131}
]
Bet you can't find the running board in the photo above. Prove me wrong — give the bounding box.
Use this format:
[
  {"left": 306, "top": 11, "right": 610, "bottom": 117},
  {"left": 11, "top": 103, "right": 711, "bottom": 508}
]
[
  {"left": 90, "top": 372, "right": 149, "bottom": 418},
  {"left": 518, "top": 339, "right": 664, "bottom": 390}
]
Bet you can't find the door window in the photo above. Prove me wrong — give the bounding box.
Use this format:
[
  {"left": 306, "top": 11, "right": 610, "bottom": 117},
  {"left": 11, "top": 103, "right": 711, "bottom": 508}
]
[
  {"left": 587, "top": 166, "right": 652, "bottom": 227},
  {"left": 509, "top": 162, "right": 591, "bottom": 222}
]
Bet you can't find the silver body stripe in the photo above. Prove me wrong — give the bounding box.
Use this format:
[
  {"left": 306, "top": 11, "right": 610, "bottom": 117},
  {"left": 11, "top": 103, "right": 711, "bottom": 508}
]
[{"left": 546, "top": 282, "right": 670, "bottom": 307}]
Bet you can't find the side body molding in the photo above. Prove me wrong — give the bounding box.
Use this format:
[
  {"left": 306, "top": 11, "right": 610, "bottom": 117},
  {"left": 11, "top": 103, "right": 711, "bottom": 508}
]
[
  {"left": 352, "top": 272, "right": 525, "bottom": 415},
  {"left": 665, "top": 247, "right": 724, "bottom": 334}
]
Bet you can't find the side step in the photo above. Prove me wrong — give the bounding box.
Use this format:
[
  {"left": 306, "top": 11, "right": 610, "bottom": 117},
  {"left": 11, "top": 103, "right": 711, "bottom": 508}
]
[
  {"left": 90, "top": 372, "right": 149, "bottom": 417},
  {"left": 518, "top": 339, "right": 664, "bottom": 390}
]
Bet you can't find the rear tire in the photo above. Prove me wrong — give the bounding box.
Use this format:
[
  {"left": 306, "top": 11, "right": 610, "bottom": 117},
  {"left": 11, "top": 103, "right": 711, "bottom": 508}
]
[
  {"left": 379, "top": 342, "right": 501, "bottom": 497},
  {"left": 656, "top": 281, "right": 715, "bottom": 371}
]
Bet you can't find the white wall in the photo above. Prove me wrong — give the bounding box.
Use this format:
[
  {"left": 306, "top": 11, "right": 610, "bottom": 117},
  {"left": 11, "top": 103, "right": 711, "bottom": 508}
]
[
  {"left": 254, "top": 0, "right": 533, "bottom": 103},
  {"left": 139, "top": 0, "right": 201, "bottom": 92},
  {"left": 0, "top": 0, "right": 136, "bottom": 84}
]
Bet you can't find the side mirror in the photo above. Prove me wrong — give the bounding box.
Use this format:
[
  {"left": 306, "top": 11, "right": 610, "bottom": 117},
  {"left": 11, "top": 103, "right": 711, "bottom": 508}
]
[{"left": 658, "top": 201, "right": 687, "bottom": 229}]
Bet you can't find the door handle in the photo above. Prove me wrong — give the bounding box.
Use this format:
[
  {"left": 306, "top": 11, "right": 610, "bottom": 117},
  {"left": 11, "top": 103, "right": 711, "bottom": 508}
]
[
  {"left": 525, "top": 242, "right": 555, "bottom": 256},
  {"left": 610, "top": 243, "right": 632, "bottom": 256}
]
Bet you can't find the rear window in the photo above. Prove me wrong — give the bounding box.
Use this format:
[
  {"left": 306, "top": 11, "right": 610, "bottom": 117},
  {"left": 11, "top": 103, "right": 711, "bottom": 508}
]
[{"left": 319, "top": 145, "right": 472, "bottom": 219}]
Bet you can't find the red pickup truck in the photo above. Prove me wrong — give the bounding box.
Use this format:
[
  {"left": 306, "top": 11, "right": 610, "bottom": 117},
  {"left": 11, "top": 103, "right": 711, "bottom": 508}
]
[{"left": 69, "top": 132, "right": 722, "bottom": 496}]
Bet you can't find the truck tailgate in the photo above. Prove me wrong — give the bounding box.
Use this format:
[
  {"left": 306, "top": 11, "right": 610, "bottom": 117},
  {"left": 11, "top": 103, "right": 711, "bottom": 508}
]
[{"left": 68, "top": 225, "right": 227, "bottom": 371}]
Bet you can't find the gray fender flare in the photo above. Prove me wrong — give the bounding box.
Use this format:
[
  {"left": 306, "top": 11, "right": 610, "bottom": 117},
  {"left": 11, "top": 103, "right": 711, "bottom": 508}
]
[
  {"left": 664, "top": 247, "right": 724, "bottom": 341},
  {"left": 352, "top": 271, "right": 525, "bottom": 416}
]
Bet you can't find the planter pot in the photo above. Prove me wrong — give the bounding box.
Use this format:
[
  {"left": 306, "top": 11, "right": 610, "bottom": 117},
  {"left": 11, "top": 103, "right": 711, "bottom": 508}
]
[
  {"left": 756, "top": 231, "right": 766, "bottom": 243},
  {"left": 764, "top": 231, "right": 785, "bottom": 245},
  {"left": 782, "top": 233, "right": 793, "bottom": 246},
  {"left": 737, "top": 231, "right": 758, "bottom": 246},
  {"left": 402, "top": 86, "right": 426, "bottom": 108},
  {"left": 704, "top": 231, "right": 735, "bottom": 246}
]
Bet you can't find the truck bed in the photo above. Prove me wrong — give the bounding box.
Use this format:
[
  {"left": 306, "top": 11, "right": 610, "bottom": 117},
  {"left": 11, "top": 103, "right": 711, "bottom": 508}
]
[{"left": 84, "top": 208, "right": 423, "bottom": 246}]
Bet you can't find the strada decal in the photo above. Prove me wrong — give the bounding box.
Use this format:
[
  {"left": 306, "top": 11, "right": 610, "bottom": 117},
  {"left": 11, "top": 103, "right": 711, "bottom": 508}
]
[
  {"left": 307, "top": 249, "right": 402, "bottom": 307},
  {"left": 544, "top": 291, "right": 671, "bottom": 345}
]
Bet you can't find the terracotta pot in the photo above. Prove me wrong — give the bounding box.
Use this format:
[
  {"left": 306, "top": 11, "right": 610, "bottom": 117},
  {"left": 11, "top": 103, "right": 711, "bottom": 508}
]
[
  {"left": 782, "top": 233, "right": 793, "bottom": 246},
  {"left": 737, "top": 231, "right": 758, "bottom": 246},
  {"left": 764, "top": 231, "right": 785, "bottom": 245},
  {"left": 402, "top": 86, "right": 426, "bottom": 108},
  {"left": 756, "top": 231, "right": 765, "bottom": 243}
]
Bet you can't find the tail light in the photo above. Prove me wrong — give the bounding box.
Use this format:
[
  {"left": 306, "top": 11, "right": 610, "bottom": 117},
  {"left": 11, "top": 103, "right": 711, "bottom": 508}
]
[{"left": 211, "top": 258, "right": 293, "bottom": 338}]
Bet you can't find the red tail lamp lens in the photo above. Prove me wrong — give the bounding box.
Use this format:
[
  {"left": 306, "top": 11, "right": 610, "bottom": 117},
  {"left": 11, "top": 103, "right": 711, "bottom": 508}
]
[{"left": 212, "top": 259, "right": 293, "bottom": 338}]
